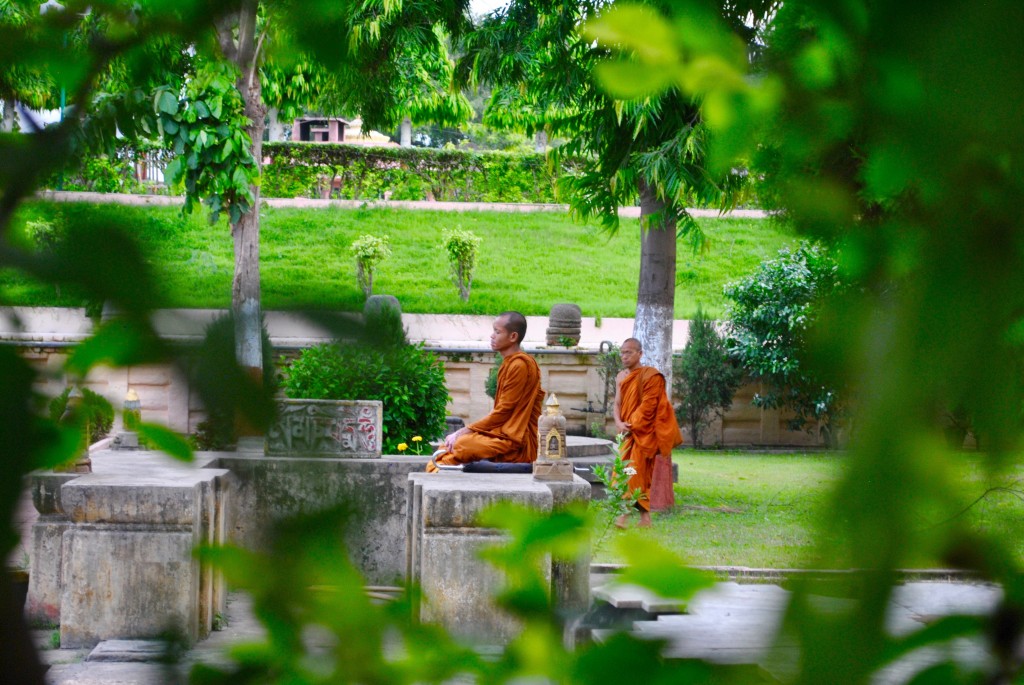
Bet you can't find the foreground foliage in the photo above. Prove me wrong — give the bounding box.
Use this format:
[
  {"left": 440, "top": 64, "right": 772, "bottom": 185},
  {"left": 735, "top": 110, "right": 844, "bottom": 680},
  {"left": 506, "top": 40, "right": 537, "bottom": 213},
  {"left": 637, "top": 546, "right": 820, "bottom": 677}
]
[{"left": 1, "top": 0, "right": 1021, "bottom": 683}]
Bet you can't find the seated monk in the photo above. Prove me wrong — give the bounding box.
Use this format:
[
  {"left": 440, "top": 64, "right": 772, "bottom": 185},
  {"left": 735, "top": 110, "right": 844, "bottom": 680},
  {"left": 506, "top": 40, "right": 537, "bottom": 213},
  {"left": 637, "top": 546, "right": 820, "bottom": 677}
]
[
  {"left": 427, "top": 311, "right": 544, "bottom": 472},
  {"left": 613, "top": 337, "right": 683, "bottom": 527}
]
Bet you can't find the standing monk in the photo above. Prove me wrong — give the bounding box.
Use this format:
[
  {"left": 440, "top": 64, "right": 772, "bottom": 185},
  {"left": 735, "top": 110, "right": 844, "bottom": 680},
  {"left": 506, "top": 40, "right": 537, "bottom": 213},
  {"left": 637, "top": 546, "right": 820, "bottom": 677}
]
[
  {"left": 427, "top": 312, "right": 545, "bottom": 472},
  {"left": 613, "top": 337, "right": 683, "bottom": 527}
]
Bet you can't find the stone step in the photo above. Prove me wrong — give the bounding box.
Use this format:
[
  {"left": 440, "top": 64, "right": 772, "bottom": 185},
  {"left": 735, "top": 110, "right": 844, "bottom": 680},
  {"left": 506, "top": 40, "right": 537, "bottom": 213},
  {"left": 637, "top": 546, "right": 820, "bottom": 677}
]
[
  {"left": 87, "top": 640, "right": 170, "bottom": 663},
  {"left": 591, "top": 582, "right": 686, "bottom": 614}
]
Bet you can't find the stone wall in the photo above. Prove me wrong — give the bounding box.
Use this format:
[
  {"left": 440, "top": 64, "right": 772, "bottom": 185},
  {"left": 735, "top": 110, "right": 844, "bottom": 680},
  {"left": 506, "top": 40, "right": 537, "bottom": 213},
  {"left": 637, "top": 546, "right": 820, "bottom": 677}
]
[{"left": 14, "top": 343, "right": 824, "bottom": 448}]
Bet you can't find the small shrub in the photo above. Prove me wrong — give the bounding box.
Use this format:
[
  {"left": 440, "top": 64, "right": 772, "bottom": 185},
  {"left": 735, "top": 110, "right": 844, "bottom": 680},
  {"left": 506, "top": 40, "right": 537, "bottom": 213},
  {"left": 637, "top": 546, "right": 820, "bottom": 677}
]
[
  {"left": 189, "top": 315, "right": 278, "bottom": 451},
  {"left": 48, "top": 386, "right": 114, "bottom": 444},
  {"left": 590, "top": 435, "right": 641, "bottom": 551},
  {"left": 673, "top": 308, "right": 742, "bottom": 447},
  {"left": 362, "top": 298, "right": 407, "bottom": 348},
  {"left": 26, "top": 219, "right": 60, "bottom": 254},
  {"left": 350, "top": 234, "right": 391, "bottom": 298},
  {"left": 283, "top": 342, "right": 448, "bottom": 453},
  {"left": 441, "top": 228, "right": 481, "bottom": 302}
]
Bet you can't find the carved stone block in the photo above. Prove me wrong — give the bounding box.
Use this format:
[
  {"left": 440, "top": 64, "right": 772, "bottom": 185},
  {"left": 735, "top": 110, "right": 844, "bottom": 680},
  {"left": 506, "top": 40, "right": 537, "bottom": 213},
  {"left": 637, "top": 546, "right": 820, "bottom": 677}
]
[{"left": 266, "top": 399, "right": 383, "bottom": 458}]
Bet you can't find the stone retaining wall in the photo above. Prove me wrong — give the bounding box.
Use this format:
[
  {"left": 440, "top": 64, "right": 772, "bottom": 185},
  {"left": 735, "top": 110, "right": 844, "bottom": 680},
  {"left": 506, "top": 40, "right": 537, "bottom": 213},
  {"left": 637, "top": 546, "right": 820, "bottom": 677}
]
[{"left": 13, "top": 342, "right": 823, "bottom": 448}]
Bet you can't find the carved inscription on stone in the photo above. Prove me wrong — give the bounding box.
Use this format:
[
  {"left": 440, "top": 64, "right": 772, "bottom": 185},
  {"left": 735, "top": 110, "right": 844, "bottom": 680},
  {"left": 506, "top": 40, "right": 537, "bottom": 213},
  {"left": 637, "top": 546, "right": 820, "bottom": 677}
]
[{"left": 267, "top": 400, "right": 383, "bottom": 458}]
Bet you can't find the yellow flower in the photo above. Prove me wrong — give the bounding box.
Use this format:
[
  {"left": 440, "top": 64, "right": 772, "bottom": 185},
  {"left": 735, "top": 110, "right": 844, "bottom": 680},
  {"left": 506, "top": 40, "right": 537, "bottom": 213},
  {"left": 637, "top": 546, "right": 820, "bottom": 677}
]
[
  {"left": 412, "top": 436, "right": 423, "bottom": 442},
  {"left": 397, "top": 443, "right": 408, "bottom": 452}
]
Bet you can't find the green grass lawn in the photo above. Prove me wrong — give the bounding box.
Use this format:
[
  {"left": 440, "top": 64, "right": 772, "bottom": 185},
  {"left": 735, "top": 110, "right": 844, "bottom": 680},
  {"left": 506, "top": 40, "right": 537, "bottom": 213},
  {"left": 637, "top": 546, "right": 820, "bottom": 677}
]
[
  {"left": 3, "top": 202, "right": 796, "bottom": 317},
  {"left": 594, "top": 451, "right": 1024, "bottom": 569}
]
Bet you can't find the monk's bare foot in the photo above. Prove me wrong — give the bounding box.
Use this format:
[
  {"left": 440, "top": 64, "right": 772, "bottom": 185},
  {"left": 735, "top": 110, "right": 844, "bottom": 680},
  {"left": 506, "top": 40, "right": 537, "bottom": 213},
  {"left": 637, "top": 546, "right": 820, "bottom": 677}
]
[
  {"left": 638, "top": 511, "right": 652, "bottom": 528},
  {"left": 614, "top": 515, "right": 629, "bottom": 529}
]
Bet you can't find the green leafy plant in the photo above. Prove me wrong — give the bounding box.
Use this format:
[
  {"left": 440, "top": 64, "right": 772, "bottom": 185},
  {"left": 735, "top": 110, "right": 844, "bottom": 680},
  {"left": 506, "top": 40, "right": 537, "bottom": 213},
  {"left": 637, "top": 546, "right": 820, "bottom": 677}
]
[
  {"left": 673, "top": 308, "right": 743, "bottom": 448},
  {"left": 25, "top": 219, "right": 62, "bottom": 298},
  {"left": 48, "top": 386, "right": 114, "bottom": 445},
  {"left": 441, "top": 228, "right": 481, "bottom": 302},
  {"left": 396, "top": 435, "right": 427, "bottom": 455},
  {"left": 557, "top": 335, "right": 576, "bottom": 348},
  {"left": 350, "top": 234, "right": 391, "bottom": 299},
  {"left": 724, "top": 242, "right": 847, "bottom": 447},
  {"left": 64, "top": 154, "right": 139, "bottom": 194},
  {"left": 283, "top": 342, "right": 448, "bottom": 454},
  {"left": 590, "top": 434, "right": 642, "bottom": 550},
  {"left": 25, "top": 219, "right": 60, "bottom": 255},
  {"left": 261, "top": 143, "right": 578, "bottom": 203}
]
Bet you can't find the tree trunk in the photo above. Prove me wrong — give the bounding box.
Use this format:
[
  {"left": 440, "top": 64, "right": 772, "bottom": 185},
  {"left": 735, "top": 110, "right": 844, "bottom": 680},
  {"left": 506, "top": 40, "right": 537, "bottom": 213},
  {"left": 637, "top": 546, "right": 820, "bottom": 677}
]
[
  {"left": 1, "top": 98, "right": 17, "bottom": 133},
  {"left": 634, "top": 180, "right": 676, "bottom": 390},
  {"left": 400, "top": 117, "right": 412, "bottom": 147},
  {"left": 230, "top": 2, "right": 266, "bottom": 436},
  {"left": 534, "top": 129, "right": 547, "bottom": 153}
]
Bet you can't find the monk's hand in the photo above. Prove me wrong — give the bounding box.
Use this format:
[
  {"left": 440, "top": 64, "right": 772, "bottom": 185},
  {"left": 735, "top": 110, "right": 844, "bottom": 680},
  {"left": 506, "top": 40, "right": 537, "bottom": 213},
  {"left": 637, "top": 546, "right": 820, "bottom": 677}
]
[
  {"left": 444, "top": 427, "right": 466, "bottom": 452},
  {"left": 615, "top": 419, "right": 630, "bottom": 434}
]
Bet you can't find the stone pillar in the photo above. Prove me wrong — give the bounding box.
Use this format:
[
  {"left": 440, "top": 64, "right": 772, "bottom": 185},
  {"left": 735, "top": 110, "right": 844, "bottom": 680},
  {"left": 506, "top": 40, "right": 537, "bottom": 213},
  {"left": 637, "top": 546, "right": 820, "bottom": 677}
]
[
  {"left": 406, "top": 473, "right": 590, "bottom": 644},
  {"left": 56, "top": 467, "right": 231, "bottom": 648},
  {"left": 25, "top": 473, "right": 78, "bottom": 626}
]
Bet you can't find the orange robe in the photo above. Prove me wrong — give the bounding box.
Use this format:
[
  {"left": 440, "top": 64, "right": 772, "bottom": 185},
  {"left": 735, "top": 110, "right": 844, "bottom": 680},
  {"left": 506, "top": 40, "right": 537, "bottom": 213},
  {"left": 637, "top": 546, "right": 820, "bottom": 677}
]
[
  {"left": 428, "top": 351, "right": 544, "bottom": 471},
  {"left": 619, "top": 366, "right": 683, "bottom": 511}
]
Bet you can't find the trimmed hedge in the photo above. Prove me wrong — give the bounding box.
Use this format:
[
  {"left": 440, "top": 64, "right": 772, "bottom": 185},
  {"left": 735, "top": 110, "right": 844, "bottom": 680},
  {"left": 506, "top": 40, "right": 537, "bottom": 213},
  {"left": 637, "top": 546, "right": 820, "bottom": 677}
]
[{"left": 261, "top": 143, "right": 578, "bottom": 203}]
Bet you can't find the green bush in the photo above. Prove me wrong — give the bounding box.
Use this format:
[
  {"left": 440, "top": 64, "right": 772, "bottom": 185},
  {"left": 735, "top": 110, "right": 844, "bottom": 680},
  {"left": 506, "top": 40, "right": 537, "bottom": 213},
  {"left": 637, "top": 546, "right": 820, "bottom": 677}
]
[
  {"left": 673, "top": 308, "right": 743, "bottom": 448},
  {"left": 261, "top": 143, "right": 569, "bottom": 203},
  {"left": 283, "top": 343, "right": 449, "bottom": 453},
  {"left": 48, "top": 386, "right": 114, "bottom": 444},
  {"left": 724, "top": 242, "right": 847, "bottom": 446}
]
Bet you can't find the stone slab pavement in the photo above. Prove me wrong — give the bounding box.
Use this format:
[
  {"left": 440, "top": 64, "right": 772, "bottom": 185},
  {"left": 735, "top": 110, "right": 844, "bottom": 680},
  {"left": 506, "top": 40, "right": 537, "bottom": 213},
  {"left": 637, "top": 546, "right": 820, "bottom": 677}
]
[
  {"left": 34, "top": 579, "right": 1006, "bottom": 685},
  {"left": 594, "top": 580, "right": 1005, "bottom": 684}
]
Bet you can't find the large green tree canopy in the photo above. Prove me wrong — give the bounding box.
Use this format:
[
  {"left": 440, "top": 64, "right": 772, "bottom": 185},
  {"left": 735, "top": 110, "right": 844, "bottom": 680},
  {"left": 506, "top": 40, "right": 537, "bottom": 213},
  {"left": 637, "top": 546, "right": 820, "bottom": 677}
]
[{"left": 458, "top": 0, "right": 773, "bottom": 378}]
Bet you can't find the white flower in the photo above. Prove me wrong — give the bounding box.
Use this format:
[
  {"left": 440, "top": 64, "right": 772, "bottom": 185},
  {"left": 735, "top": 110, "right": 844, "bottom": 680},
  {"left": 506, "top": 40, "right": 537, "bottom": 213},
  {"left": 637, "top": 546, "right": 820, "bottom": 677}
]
[{"left": 623, "top": 466, "right": 637, "bottom": 476}]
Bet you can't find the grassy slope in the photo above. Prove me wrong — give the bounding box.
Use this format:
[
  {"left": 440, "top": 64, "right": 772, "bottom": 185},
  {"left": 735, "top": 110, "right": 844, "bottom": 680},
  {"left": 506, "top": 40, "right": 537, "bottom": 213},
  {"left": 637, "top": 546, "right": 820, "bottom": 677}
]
[
  {"left": 594, "top": 451, "right": 1024, "bottom": 569},
  {"left": 4, "top": 202, "right": 796, "bottom": 317}
]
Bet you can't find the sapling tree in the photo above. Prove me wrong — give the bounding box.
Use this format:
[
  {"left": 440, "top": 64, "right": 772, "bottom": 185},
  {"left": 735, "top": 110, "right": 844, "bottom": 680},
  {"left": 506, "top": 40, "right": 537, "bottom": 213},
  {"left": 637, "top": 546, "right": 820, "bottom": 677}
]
[
  {"left": 350, "top": 234, "right": 391, "bottom": 298},
  {"left": 673, "top": 307, "right": 741, "bottom": 447},
  {"left": 442, "top": 227, "right": 481, "bottom": 302}
]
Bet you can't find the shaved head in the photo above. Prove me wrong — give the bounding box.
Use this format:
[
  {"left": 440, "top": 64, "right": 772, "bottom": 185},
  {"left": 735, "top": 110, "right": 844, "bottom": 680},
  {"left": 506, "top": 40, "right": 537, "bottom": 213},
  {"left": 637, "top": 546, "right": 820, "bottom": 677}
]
[
  {"left": 498, "top": 311, "right": 527, "bottom": 342},
  {"left": 620, "top": 337, "right": 643, "bottom": 370}
]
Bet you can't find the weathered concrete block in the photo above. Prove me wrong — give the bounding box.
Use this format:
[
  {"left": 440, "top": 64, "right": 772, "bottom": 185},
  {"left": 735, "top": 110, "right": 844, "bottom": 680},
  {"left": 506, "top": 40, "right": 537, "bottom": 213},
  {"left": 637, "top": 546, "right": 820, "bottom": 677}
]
[
  {"left": 30, "top": 472, "right": 78, "bottom": 515},
  {"left": 217, "top": 455, "right": 430, "bottom": 584},
  {"left": 61, "top": 473, "right": 205, "bottom": 526},
  {"left": 25, "top": 516, "right": 71, "bottom": 626},
  {"left": 36, "top": 460, "right": 231, "bottom": 648},
  {"left": 60, "top": 528, "right": 198, "bottom": 648},
  {"left": 406, "top": 473, "right": 591, "bottom": 645},
  {"left": 266, "top": 399, "right": 383, "bottom": 458}
]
